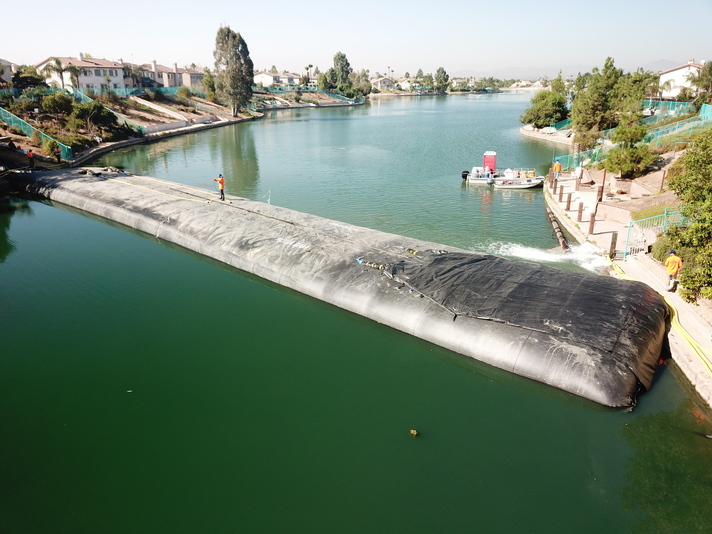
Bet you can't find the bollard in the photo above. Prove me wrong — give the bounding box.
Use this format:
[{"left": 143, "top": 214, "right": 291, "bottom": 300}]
[
  {"left": 552, "top": 177, "right": 557, "bottom": 192},
  {"left": 660, "top": 169, "right": 667, "bottom": 192},
  {"left": 558, "top": 185, "right": 564, "bottom": 202},
  {"left": 566, "top": 192, "right": 572, "bottom": 211},
  {"left": 596, "top": 185, "right": 604, "bottom": 203},
  {"left": 588, "top": 212, "right": 596, "bottom": 235},
  {"left": 609, "top": 232, "right": 618, "bottom": 259},
  {"left": 577, "top": 202, "right": 584, "bottom": 222}
]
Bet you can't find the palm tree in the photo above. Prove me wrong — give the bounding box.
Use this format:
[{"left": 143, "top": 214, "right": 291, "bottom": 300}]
[
  {"left": 65, "top": 65, "right": 82, "bottom": 90},
  {"left": 125, "top": 64, "right": 144, "bottom": 88},
  {"left": 687, "top": 61, "right": 712, "bottom": 106},
  {"left": 42, "top": 57, "right": 69, "bottom": 89}
]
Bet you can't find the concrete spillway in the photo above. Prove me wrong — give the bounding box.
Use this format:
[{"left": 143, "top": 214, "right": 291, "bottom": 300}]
[{"left": 12, "top": 168, "right": 670, "bottom": 408}]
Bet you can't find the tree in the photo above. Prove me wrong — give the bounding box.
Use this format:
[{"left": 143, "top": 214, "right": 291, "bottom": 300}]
[
  {"left": 665, "top": 129, "right": 712, "bottom": 301},
  {"left": 318, "top": 69, "right": 337, "bottom": 91},
  {"left": 72, "top": 100, "right": 118, "bottom": 133},
  {"left": 66, "top": 65, "right": 82, "bottom": 89},
  {"left": 570, "top": 57, "right": 623, "bottom": 150},
  {"left": 601, "top": 70, "right": 656, "bottom": 176},
  {"left": 41, "top": 58, "right": 71, "bottom": 89},
  {"left": 213, "top": 26, "right": 254, "bottom": 117},
  {"left": 125, "top": 64, "right": 145, "bottom": 88},
  {"left": 520, "top": 73, "right": 569, "bottom": 128},
  {"left": 416, "top": 68, "right": 423, "bottom": 79},
  {"left": 687, "top": 60, "right": 712, "bottom": 108},
  {"left": 349, "top": 69, "right": 371, "bottom": 96},
  {"left": 202, "top": 67, "right": 216, "bottom": 100},
  {"left": 41, "top": 92, "right": 74, "bottom": 119},
  {"left": 11, "top": 66, "right": 47, "bottom": 90},
  {"left": 333, "top": 52, "right": 352, "bottom": 87},
  {"left": 421, "top": 73, "right": 434, "bottom": 91},
  {"left": 434, "top": 67, "right": 449, "bottom": 93}
]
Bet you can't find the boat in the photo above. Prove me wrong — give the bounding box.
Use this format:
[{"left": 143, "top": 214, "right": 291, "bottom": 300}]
[
  {"left": 461, "top": 150, "right": 498, "bottom": 185},
  {"left": 461, "top": 151, "right": 545, "bottom": 188},
  {"left": 461, "top": 167, "right": 494, "bottom": 185},
  {"left": 492, "top": 168, "right": 545, "bottom": 189}
]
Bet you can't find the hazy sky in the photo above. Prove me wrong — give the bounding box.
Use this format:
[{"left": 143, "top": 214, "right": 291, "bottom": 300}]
[{"left": 3, "top": 0, "right": 710, "bottom": 77}]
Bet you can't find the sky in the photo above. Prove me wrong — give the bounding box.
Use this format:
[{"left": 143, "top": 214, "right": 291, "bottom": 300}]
[{"left": 2, "top": 0, "right": 710, "bottom": 79}]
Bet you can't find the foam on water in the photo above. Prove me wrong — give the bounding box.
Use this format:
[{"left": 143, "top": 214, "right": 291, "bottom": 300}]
[{"left": 486, "top": 241, "right": 610, "bottom": 272}]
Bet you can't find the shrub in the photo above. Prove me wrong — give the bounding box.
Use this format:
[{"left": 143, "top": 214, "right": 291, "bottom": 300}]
[
  {"left": 31, "top": 130, "right": 42, "bottom": 145},
  {"left": 176, "top": 86, "right": 192, "bottom": 104},
  {"left": 43, "top": 138, "right": 59, "bottom": 157},
  {"left": 55, "top": 133, "right": 91, "bottom": 152}
]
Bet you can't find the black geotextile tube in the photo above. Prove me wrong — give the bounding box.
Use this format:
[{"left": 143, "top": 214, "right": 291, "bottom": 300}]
[
  {"left": 16, "top": 169, "right": 671, "bottom": 408},
  {"left": 388, "top": 251, "right": 670, "bottom": 406}
]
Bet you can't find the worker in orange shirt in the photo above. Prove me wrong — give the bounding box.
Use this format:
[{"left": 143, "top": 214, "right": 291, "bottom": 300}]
[
  {"left": 664, "top": 250, "right": 683, "bottom": 292},
  {"left": 214, "top": 173, "right": 225, "bottom": 201},
  {"left": 27, "top": 149, "right": 35, "bottom": 169},
  {"left": 553, "top": 160, "right": 562, "bottom": 180}
]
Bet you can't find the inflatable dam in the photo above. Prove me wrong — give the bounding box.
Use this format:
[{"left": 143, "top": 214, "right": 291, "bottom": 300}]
[{"left": 13, "top": 168, "right": 670, "bottom": 408}]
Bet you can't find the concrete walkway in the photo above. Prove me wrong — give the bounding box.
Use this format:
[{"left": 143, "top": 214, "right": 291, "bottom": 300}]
[{"left": 544, "top": 167, "right": 712, "bottom": 410}]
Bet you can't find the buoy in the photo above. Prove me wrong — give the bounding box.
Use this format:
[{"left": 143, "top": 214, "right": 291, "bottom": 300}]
[{"left": 410, "top": 429, "right": 419, "bottom": 437}]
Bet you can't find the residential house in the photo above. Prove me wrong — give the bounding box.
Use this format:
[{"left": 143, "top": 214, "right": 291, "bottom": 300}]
[
  {"left": 449, "top": 77, "right": 472, "bottom": 91},
  {"left": 659, "top": 59, "right": 705, "bottom": 99},
  {"left": 178, "top": 66, "right": 205, "bottom": 88},
  {"left": 35, "top": 54, "right": 126, "bottom": 91},
  {"left": 397, "top": 78, "right": 412, "bottom": 91},
  {"left": 371, "top": 77, "right": 394, "bottom": 91},
  {"left": 253, "top": 71, "right": 303, "bottom": 87},
  {"left": 0, "top": 58, "right": 15, "bottom": 87},
  {"left": 143, "top": 62, "right": 182, "bottom": 88},
  {"left": 254, "top": 71, "right": 281, "bottom": 87},
  {"left": 278, "top": 73, "right": 300, "bottom": 86}
]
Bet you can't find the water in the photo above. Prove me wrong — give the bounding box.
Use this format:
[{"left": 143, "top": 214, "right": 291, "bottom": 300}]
[{"left": 2, "top": 94, "right": 711, "bottom": 533}]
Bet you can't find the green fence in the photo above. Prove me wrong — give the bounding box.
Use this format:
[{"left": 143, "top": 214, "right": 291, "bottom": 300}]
[
  {"left": 0, "top": 107, "right": 73, "bottom": 160},
  {"left": 623, "top": 208, "right": 686, "bottom": 257},
  {"left": 643, "top": 100, "right": 695, "bottom": 116},
  {"left": 552, "top": 118, "right": 572, "bottom": 130},
  {"left": 555, "top": 105, "right": 712, "bottom": 169},
  {"left": 554, "top": 146, "right": 612, "bottom": 170}
]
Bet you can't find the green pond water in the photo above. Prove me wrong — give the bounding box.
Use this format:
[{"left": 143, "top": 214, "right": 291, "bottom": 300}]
[{"left": 2, "top": 94, "right": 711, "bottom": 533}]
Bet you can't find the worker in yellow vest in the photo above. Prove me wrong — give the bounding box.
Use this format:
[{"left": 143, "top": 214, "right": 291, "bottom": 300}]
[
  {"left": 214, "top": 173, "right": 225, "bottom": 201},
  {"left": 664, "top": 250, "right": 683, "bottom": 292}
]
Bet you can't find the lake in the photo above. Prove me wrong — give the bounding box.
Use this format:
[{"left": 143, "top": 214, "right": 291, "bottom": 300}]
[{"left": 1, "top": 93, "right": 711, "bottom": 533}]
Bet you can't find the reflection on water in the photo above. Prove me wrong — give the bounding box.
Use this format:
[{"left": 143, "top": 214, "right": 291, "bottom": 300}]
[{"left": 0, "top": 196, "right": 31, "bottom": 263}]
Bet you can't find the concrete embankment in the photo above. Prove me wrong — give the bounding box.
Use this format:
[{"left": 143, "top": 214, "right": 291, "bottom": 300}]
[
  {"left": 10, "top": 168, "right": 671, "bottom": 407},
  {"left": 519, "top": 126, "right": 574, "bottom": 147}
]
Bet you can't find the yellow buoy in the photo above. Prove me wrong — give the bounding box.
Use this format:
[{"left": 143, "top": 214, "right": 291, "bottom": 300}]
[{"left": 410, "top": 429, "right": 419, "bottom": 437}]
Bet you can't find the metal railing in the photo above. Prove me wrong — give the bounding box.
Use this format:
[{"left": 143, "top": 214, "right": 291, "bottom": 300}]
[{"left": 623, "top": 208, "right": 686, "bottom": 258}]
